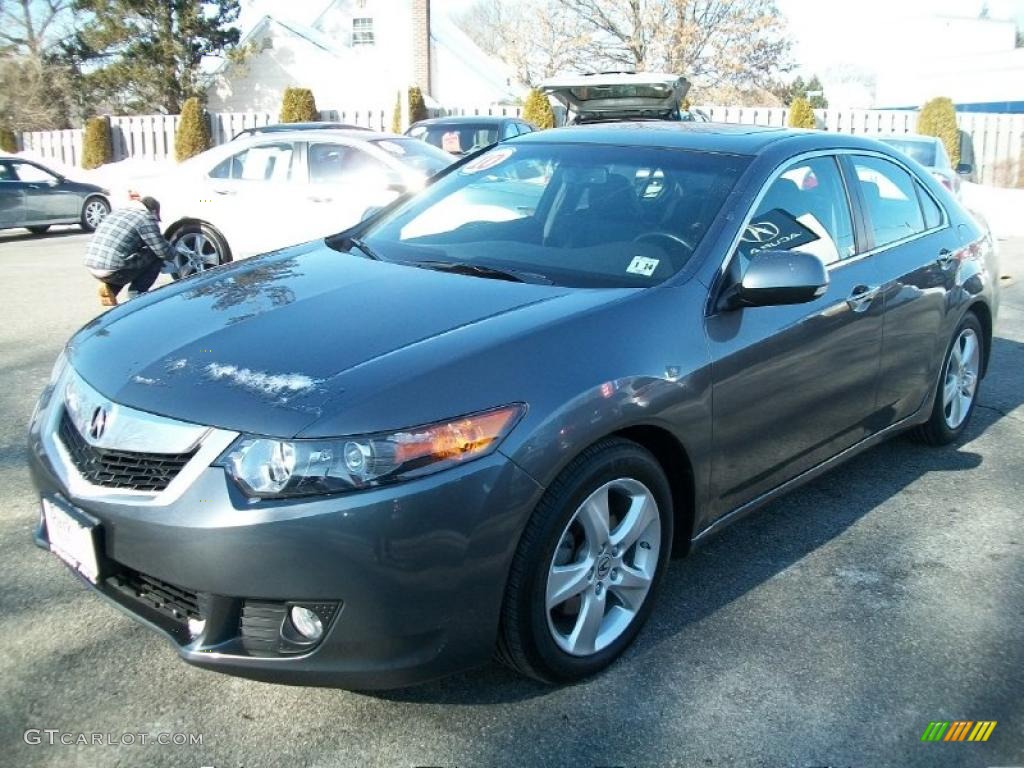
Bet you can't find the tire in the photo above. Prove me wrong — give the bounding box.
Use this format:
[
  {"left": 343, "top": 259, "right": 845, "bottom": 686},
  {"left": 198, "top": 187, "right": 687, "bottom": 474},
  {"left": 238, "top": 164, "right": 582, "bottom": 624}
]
[
  {"left": 168, "top": 222, "right": 232, "bottom": 279},
  {"left": 497, "top": 438, "right": 673, "bottom": 683},
  {"left": 912, "top": 312, "right": 985, "bottom": 445},
  {"left": 80, "top": 196, "right": 110, "bottom": 232},
  {"left": 26, "top": 225, "right": 51, "bottom": 235}
]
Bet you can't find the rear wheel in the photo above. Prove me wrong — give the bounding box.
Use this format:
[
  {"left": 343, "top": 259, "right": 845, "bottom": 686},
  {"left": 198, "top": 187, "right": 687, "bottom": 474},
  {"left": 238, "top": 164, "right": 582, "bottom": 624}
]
[
  {"left": 168, "top": 223, "right": 232, "bottom": 279},
  {"left": 912, "top": 312, "right": 984, "bottom": 445},
  {"left": 80, "top": 196, "right": 110, "bottom": 232},
  {"left": 26, "top": 225, "right": 50, "bottom": 235},
  {"left": 497, "top": 438, "right": 673, "bottom": 683}
]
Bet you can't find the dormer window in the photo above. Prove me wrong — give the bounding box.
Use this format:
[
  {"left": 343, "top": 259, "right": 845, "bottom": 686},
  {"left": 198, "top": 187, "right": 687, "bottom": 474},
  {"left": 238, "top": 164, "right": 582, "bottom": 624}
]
[{"left": 352, "top": 17, "right": 374, "bottom": 46}]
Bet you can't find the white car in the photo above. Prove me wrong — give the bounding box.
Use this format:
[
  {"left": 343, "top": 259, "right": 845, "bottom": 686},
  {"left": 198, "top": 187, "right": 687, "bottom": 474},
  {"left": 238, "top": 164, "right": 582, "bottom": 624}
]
[{"left": 129, "top": 129, "right": 454, "bottom": 275}]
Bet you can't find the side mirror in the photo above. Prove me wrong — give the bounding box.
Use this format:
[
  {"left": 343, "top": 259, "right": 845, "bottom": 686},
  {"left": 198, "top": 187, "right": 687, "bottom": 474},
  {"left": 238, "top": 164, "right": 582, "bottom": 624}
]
[
  {"left": 955, "top": 162, "right": 973, "bottom": 176},
  {"left": 360, "top": 205, "right": 384, "bottom": 222},
  {"left": 728, "top": 250, "right": 829, "bottom": 309}
]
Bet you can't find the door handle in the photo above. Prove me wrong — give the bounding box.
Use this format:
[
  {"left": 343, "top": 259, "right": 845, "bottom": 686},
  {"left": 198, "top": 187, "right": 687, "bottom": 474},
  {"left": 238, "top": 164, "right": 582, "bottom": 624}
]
[
  {"left": 307, "top": 196, "right": 333, "bottom": 203},
  {"left": 847, "top": 284, "right": 880, "bottom": 312},
  {"left": 936, "top": 248, "right": 957, "bottom": 268},
  {"left": 212, "top": 188, "right": 235, "bottom": 196}
]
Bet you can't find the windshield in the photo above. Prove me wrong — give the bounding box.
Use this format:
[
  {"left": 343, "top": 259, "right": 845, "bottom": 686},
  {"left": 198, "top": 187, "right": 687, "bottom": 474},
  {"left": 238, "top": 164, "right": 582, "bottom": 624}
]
[
  {"left": 358, "top": 143, "right": 749, "bottom": 288},
  {"left": 881, "top": 138, "right": 937, "bottom": 167},
  {"left": 409, "top": 124, "right": 500, "bottom": 155},
  {"left": 369, "top": 138, "right": 453, "bottom": 175}
]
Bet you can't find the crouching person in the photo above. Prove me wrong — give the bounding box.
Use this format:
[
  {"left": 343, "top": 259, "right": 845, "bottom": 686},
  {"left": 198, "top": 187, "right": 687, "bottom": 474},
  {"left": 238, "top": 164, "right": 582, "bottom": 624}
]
[{"left": 84, "top": 196, "right": 176, "bottom": 307}]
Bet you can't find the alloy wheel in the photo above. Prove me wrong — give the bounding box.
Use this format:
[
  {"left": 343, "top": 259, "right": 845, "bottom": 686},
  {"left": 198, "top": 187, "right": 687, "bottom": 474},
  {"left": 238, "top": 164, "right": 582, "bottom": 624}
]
[
  {"left": 172, "top": 231, "right": 221, "bottom": 276},
  {"left": 84, "top": 200, "right": 108, "bottom": 228},
  {"left": 942, "top": 327, "right": 980, "bottom": 429},
  {"left": 545, "top": 478, "right": 661, "bottom": 656}
]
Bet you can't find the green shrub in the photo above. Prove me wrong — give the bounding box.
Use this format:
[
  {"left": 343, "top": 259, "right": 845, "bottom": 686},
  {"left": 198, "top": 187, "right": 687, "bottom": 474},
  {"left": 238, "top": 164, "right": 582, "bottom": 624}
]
[
  {"left": 174, "top": 97, "right": 211, "bottom": 162},
  {"left": 787, "top": 97, "right": 816, "bottom": 129},
  {"left": 279, "top": 87, "right": 318, "bottom": 122},
  {"left": 917, "top": 97, "right": 960, "bottom": 166},
  {"left": 391, "top": 90, "right": 401, "bottom": 133},
  {"left": 522, "top": 88, "right": 555, "bottom": 129},
  {"left": 0, "top": 125, "right": 16, "bottom": 153},
  {"left": 408, "top": 86, "right": 428, "bottom": 124},
  {"left": 81, "top": 116, "right": 112, "bottom": 169}
]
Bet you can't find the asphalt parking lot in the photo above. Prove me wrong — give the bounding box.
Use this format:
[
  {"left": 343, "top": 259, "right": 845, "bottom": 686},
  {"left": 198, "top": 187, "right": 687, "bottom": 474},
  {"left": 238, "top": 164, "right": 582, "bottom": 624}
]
[{"left": 1, "top": 227, "right": 1021, "bottom": 768}]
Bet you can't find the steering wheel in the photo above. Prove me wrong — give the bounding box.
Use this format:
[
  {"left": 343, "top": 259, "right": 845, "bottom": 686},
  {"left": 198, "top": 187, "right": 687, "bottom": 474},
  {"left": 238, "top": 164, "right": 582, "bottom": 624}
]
[{"left": 632, "top": 231, "right": 695, "bottom": 254}]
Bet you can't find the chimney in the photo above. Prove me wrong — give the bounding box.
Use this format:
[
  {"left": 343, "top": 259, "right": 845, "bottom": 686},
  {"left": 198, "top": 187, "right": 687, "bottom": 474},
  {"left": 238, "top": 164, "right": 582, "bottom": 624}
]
[{"left": 411, "top": 0, "right": 432, "bottom": 96}]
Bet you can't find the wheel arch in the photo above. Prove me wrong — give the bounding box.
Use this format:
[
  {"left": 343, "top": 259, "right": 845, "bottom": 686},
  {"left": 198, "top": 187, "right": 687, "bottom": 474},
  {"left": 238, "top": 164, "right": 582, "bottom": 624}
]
[
  {"left": 164, "top": 217, "right": 234, "bottom": 262},
  {"left": 612, "top": 424, "right": 696, "bottom": 557},
  {"left": 966, "top": 300, "right": 993, "bottom": 377}
]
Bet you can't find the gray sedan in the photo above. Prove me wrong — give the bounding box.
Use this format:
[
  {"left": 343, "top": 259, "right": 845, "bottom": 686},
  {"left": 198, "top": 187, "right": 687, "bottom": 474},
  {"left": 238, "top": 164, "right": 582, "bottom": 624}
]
[
  {"left": 28, "top": 124, "right": 999, "bottom": 689},
  {"left": 0, "top": 155, "right": 110, "bottom": 234}
]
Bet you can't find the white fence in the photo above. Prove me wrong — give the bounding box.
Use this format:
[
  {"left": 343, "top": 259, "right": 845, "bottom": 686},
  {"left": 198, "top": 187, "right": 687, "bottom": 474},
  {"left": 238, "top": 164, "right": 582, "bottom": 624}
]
[
  {"left": 17, "top": 104, "right": 1023, "bottom": 186},
  {"left": 697, "top": 106, "right": 1024, "bottom": 187}
]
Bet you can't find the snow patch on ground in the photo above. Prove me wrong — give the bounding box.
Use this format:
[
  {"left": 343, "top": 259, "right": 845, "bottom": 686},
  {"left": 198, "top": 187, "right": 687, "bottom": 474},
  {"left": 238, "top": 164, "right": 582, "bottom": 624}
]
[
  {"left": 961, "top": 182, "right": 1024, "bottom": 240},
  {"left": 204, "top": 363, "right": 320, "bottom": 398}
]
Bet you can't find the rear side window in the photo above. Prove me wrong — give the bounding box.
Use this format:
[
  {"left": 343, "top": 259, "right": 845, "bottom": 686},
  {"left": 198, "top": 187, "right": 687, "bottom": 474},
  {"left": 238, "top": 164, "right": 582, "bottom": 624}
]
[
  {"left": 916, "top": 181, "right": 943, "bottom": 230},
  {"left": 738, "top": 156, "right": 855, "bottom": 266},
  {"left": 851, "top": 155, "right": 925, "bottom": 248},
  {"left": 210, "top": 143, "right": 295, "bottom": 181}
]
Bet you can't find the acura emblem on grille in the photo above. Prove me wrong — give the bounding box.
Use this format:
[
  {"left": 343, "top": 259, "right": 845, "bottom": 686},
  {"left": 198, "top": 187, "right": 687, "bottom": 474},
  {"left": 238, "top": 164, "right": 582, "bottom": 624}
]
[{"left": 88, "top": 406, "right": 108, "bottom": 440}]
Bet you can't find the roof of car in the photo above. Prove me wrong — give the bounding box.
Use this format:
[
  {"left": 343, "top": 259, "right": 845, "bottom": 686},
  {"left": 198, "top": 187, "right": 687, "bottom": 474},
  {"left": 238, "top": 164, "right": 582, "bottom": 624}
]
[
  {"left": 409, "top": 115, "right": 519, "bottom": 127},
  {"left": 234, "top": 128, "right": 411, "bottom": 143},
  {"left": 510, "top": 121, "right": 890, "bottom": 155},
  {"left": 878, "top": 133, "right": 940, "bottom": 143}
]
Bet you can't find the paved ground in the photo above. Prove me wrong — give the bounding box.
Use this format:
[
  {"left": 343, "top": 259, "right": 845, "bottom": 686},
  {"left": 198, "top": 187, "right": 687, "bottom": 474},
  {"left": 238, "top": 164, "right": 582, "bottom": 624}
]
[{"left": 0, "top": 227, "right": 1021, "bottom": 768}]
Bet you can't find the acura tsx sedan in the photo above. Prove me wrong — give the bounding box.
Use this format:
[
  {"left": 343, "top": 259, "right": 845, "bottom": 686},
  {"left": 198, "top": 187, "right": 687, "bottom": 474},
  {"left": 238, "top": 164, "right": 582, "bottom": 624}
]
[{"left": 29, "top": 123, "right": 999, "bottom": 689}]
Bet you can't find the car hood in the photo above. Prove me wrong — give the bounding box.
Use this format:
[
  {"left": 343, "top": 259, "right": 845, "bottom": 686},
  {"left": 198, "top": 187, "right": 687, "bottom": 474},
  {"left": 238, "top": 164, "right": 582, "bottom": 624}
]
[{"left": 67, "top": 241, "right": 603, "bottom": 437}]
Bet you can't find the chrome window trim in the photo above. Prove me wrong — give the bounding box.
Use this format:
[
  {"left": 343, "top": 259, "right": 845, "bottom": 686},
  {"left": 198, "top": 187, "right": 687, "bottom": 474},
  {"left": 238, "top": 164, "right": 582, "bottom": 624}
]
[
  {"left": 40, "top": 367, "right": 238, "bottom": 506},
  {"left": 709, "top": 148, "right": 951, "bottom": 303}
]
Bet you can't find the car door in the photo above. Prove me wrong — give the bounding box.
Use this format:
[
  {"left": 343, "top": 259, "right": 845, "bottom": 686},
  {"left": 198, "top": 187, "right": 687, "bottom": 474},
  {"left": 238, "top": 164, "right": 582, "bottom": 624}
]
[
  {"left": 0, "top": 160, "right": 25, "bottom": 228},
  {"left": 12, "top": 160, "right": 79, "bottom": 222},
  {"left": 844, "top": 153, "right": 959, "bottom": 423},
  {"left": 303, "top": 141, "right": 404, "bottom": 239},
  {"left": 203, "top": 141, "right": 301, "bottom": 255},
  {"left": 705, "top": 154, "right": 885, "bottom": 517}
]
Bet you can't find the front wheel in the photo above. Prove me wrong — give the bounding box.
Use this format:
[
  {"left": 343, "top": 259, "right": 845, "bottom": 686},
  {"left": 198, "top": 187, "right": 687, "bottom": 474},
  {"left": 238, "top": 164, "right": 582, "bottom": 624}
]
[
  {"left": 497, "top": 438, "right": 673, "bottom": 683},
  {"left": 912, "top": 312, "right": 984, "bottom": 445},
  {"left": 80, "top": 196, "right": 110, "bottom": 232},
  {"left": 168, "top": 223, "right": 232, "bottom": 279}
]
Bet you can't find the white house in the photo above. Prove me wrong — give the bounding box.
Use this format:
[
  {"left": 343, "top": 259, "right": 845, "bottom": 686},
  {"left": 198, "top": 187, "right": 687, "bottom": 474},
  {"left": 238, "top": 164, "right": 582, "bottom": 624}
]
[{"left": 206, "top": 0, "right": 520, "bottom": 115}]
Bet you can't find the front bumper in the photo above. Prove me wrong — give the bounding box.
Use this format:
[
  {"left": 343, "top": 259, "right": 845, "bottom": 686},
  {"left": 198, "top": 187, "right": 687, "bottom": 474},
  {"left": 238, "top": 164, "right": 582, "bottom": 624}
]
[{"left": 28, "top": 382, "right": 542, "bottom": 690}]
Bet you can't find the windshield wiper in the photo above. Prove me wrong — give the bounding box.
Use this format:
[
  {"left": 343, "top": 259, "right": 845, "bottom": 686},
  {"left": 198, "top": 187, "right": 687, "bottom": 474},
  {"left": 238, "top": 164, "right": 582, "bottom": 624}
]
[
  {"left": 410, "top": 260, "right": 551, "bottom": 284},
  {"left": 335, "top": 236, "right": 383, "bottom": 261}
]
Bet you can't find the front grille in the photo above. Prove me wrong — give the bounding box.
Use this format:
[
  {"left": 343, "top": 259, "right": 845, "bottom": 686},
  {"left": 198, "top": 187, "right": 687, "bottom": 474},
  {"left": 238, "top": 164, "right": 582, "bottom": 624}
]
[{"left": 58, "top": 410, "right": 196, "bottom": 491}]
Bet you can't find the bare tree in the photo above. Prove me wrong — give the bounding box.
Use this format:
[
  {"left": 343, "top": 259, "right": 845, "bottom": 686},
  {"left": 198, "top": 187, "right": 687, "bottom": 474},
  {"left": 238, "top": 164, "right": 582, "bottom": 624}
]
[
  {"left": 456, "top": 0, "right": 594, "bottom": 87},
  {"left": 0, "top": 0, "right": 71, "bottom": 56},
  {"left": 554, "top": 0, "right": 792, "bottom": 91},
  {"left": 0, "top": 1, "right": 76, "bottom": 130}
]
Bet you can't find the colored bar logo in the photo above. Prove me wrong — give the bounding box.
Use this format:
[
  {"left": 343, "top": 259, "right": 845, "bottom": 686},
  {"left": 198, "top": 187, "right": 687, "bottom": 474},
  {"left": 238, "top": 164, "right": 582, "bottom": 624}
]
[{"left": 921, "top": 721, "right": 997, "bottom": 742}]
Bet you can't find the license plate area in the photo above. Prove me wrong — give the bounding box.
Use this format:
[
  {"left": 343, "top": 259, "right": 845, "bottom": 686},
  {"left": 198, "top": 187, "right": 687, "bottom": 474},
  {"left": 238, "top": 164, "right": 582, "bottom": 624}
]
[{"left": 42, "top": 496, "right": 102, "bottom": 583}]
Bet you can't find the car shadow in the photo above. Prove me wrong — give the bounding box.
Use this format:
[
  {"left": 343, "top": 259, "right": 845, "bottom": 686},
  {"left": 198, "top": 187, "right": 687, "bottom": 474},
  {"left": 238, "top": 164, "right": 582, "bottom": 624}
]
[
  {"left": 369, "top": 335, "right": 1023, "bottom": 706},
  {"left": 0, "top": 226, "right": 87, "bottom": 244}
]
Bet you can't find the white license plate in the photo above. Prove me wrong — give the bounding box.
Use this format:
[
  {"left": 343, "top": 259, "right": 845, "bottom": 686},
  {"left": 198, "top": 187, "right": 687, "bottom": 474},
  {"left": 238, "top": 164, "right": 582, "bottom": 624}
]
[{"left": 42, "top": 497, "right": 101, "bottom": 583}]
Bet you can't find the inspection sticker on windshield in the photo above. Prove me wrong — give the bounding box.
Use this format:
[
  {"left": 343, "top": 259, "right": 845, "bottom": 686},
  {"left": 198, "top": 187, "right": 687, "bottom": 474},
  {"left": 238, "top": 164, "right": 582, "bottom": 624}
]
[
  {"left": 627, "top": 255, "right": 660, "bottom": 277},
  {"left": 461, "top": 147, "right": 515, "bottom": 174}
]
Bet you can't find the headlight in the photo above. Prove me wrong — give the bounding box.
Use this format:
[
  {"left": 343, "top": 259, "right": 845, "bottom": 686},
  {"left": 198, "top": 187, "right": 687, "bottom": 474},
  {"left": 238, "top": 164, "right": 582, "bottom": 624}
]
[
  {"left": 221, "top": 404, "right": 524, "bottom": 499},
  {"left": 31, "top": 348, "right": 68, "bottom": 424}
]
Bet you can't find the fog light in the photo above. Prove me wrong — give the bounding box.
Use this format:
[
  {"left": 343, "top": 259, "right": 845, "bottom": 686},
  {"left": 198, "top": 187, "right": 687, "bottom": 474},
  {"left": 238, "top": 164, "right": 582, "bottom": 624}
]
[{"left": 289, "top": 606, "right": 324, "bottom": 640}]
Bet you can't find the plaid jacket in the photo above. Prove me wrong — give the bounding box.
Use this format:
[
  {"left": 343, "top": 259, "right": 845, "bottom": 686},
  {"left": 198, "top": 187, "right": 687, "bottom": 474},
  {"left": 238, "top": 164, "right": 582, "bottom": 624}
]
[{"left": 84, "top": 208, "right": 175, "bottom": 271}]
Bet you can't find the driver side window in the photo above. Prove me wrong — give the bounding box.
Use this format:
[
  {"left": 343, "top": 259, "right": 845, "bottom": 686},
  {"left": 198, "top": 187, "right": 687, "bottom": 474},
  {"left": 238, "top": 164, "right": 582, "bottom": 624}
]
[{"left": 737, "top": 156, "right": 856, "bottom": 269}]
